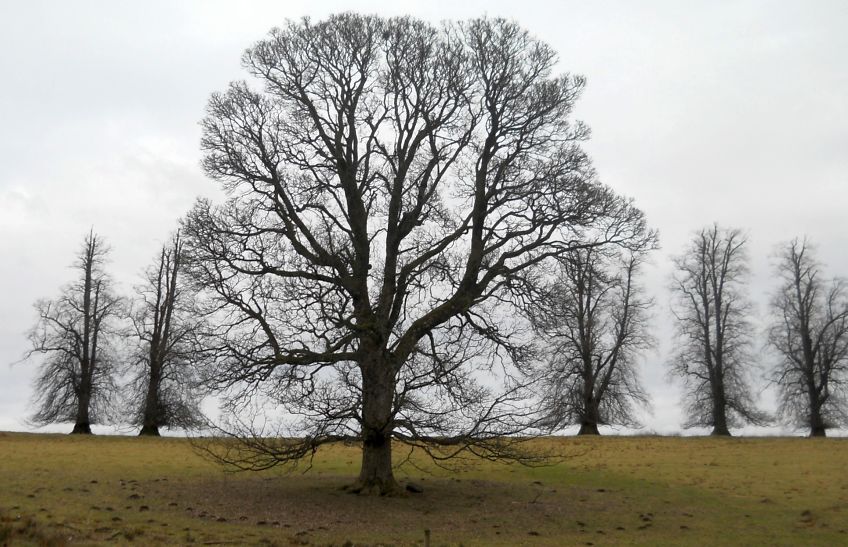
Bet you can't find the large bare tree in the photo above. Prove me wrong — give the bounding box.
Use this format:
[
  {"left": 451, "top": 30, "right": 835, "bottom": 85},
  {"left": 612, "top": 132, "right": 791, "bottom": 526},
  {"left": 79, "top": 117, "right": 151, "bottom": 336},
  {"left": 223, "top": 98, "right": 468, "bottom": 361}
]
[
  {"left": 182, "top": 14, "right": 650, "bottom": 494},
  {"left": 669, "top": 225, "right": 768, "bottom": 435},
  {"left": 126, "top": 232, "right": 205, "bottom": 436},
  {"left": 768, "top": 239, "right": 848, "bottom": 437},
  {"left": 531, "top": 237, "right": 657, "bottom": 435},
  {"left": 23, "top": 231, "right": 122, "bottom": 434}
]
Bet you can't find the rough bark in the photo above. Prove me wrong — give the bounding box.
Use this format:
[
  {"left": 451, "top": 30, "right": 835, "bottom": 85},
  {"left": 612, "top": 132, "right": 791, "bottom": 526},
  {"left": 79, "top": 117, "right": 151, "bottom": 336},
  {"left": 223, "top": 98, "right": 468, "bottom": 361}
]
[
  {"left": 71, "top": 422, "right": 92, "bottom": 435},
  {"left": 710, "top": 384, "right": 731, "bottom": 436},
  {"left": 72, "top": 389, "right": 92, "bottom": 434},
  {"left": 809, "top": 423, "right": 826, "bottom": 437},
  {"left": 348, "top": 359, "right": 400, "bottom": 494},
  {"left": 138, "top": 424, "right": 161, "bottom": 436},
  {"left": 138, "top": 351, "right": 164, "bottom": 436},
  {"left": 352, "top": 433, "right": 399, "bottom": 495},
  {"left": 710, "top": 421, "right": 731, "bottom": 436},
  {"left": 577, "top": 421, "right": 600, "bottom": 435},
  {"left": 808, "top": 386, "right": 825, "bottom": 438},
  {"left": 139, "top": 367, "right": 162, "bottom": 436},
  {"left": 577, "top": 395, "right": 601, "bottom": 435}
]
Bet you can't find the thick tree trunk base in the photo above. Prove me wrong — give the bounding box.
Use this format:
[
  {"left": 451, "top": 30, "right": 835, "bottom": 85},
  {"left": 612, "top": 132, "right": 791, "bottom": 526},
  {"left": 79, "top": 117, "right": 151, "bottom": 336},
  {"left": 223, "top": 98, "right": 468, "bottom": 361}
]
[
  {"left": 139, "top": 425, "right": 161, "bottom": 436},
  {"left": 350, "top": 428, "right": 401, "bottom": 496},
  {"left": 347, "top": 455, "right": 402, "bottom": 496},
  {"left": 71, "top": 423, "right": 92, "bottom": 434},
  {"left": 809, "top": 427, "right": 826, "bottom": 438},
  {"left": 577, "top": 422, "right": 600, "bottom": 435},
  {"left": 343, "top": 478, "right": 405, "bottom": 497},
  {"left": 710, "top": 426, "right": 731, "bottom": 436}
]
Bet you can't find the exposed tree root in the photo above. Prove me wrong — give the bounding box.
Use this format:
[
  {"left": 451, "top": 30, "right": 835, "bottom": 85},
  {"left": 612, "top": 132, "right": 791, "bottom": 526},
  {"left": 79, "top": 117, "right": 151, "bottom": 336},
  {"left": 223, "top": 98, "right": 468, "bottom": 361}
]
[
  {"left": 342, "top": 478, "right": 407, "bottom": 497},
  {"left": 70, "top": 423, "right": 92, "bottom": 435},
  {"left": 138, "top": 425, "right": 161, "bottom": 436},
  {"left": 577, "top": 423, "right": 600, "bottom": 435}
]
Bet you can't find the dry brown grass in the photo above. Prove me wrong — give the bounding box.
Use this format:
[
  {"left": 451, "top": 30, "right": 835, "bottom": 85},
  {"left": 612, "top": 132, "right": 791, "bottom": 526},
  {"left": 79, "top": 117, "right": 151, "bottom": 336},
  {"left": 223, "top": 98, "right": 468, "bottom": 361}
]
[{"left": 0, "top": 432, "right": 846, "bottom": 545}]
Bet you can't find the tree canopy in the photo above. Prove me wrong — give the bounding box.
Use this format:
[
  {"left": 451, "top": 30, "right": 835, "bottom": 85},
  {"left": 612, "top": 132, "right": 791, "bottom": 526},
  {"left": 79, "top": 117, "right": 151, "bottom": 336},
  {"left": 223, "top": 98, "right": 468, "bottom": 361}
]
[
  {"left": 669, "top": 225, "right": 769, "bottom": 435},
  {"left": 769, "top": 239, "right": 848, "bottom": 436},
  {"left": 531, "top": 238, "right": 657, "bottom": 435},
  {"left": 24, "top": 231, "right": 122, "bottom": 434},
  {"left": 178, "top": 13, "right": 649, "bottom": 493}
]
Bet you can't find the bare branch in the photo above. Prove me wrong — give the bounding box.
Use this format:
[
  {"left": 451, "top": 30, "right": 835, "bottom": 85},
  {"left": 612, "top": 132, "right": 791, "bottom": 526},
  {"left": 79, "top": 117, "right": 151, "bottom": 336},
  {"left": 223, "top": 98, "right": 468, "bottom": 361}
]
[
  {"left": 668, "top": 224, "right": 769, "bottom": 434},
  {"left": 182, "top": 14, "right": 652, "bottom": 492},
  {"left": 22, "top": 230, "right": 123, "bottom": 434},
  {"left": 767, "top": 238, "right": 848, "bottom": 436}
]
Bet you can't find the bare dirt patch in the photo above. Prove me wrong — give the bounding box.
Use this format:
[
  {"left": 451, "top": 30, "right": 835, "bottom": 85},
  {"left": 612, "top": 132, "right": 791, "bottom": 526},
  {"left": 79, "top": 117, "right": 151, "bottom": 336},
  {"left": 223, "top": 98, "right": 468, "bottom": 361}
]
[{"left": 142, "top": 474, "right": 613, "bottom": 544}]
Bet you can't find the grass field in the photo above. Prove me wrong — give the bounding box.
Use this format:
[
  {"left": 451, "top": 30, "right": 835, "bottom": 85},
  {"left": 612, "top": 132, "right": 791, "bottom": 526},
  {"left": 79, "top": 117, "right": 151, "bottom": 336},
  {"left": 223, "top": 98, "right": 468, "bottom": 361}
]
[{"left": 0, "top": 432, "right": 846, "bottom": 545}]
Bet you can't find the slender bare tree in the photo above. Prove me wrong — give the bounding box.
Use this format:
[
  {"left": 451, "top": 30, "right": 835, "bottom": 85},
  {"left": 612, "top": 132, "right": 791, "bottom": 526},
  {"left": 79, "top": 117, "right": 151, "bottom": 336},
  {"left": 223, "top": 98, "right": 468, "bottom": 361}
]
[
  {"left": 182, "top": 14, "right": 650, "bottom": 494},
  {"left": 768, "top": 238, "right": 848, "bottom": 437},
  {"left": 669, "top": 224, "right": 769, "bottom": 435},
  {"left": 531, "top": 236, "right": 657, "bottom": 435},
  {"left": 23, "top": 230, "right": 122, "bottom": 434},
  {"left": 126, "top": 232, "right": 205, "bottom": 436}
]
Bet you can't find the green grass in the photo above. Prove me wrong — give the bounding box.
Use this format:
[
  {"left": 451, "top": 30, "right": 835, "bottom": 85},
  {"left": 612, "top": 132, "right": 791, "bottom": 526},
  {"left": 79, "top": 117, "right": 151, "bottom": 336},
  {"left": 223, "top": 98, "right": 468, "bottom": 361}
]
[{"left": 0, "top": 432, "right": 846, "bottom": 545}]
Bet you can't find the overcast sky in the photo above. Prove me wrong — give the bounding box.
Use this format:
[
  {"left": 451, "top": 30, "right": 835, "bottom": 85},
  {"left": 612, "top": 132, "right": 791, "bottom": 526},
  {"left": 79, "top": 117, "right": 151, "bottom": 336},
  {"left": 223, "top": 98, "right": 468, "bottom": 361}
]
[{"left": 1, "top": 0, "right": 846, "bottom": 435}]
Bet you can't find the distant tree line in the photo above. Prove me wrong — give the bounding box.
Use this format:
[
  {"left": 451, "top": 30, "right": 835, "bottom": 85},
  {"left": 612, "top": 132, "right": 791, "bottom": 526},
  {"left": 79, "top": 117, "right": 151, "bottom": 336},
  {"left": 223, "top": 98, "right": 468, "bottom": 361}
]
[
  {"left": 530, "top": 223, "right": 847, "bottom": 438},
  {"left": 23, "top": 230, "right": 205, "bottom": 436},
  {"left": 16, "top": 13, "right": 848, "bottom": 496},
  {"left": 23, "top": 224, "right": 848, "bottom": 441},
  {"left": 665, "top": 227, "right": 847, "bottom": 438}
]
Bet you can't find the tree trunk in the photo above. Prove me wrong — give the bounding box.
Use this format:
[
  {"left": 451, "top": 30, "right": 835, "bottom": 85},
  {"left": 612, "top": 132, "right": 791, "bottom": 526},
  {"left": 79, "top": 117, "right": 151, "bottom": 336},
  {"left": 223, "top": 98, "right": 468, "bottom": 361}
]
[
  {"left": 72, "top": 387, "right": 92, "bottom": 435},
  {"left": 710, "top": 410, "right": 731, "bottom": 436},
  {"left": 356, "top": 428, "right": 397, "bottom": 493},
  {"left": 140, "top": 366, "right": 162, "bottom": 436},
  {"left": 139, "top": 424, "right": 161, "bottom": 436},
  {"left": 578, "top": 422, "right": 600, "bottom": 435},
  {"left": 349, "top": 360, "right": 401, "bottom": 495},
  {"left": 710, "top": 383, "right": 731, "bottom": 436},
  {"left": 710, "top": 424, "right": 731, "bottom": 436},
  {"left": 71, "top": 422, "right": 92, "bottom": 434},
  {"left": 577, "top": 399, "right": 601, "bottom": 435},
  {"left": 809, "top": 407, "right": 826, "bottom": 437}
]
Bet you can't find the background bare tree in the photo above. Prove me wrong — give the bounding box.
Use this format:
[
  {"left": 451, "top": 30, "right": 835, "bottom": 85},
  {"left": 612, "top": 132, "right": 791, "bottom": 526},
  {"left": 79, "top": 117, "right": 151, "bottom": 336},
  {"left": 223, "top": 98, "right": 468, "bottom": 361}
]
[
  {"left": 531, "top": 236, "right": 657, "bottom": 435},
  {"left": 768, "top": 238, "right": 848, "bottom": 437},
  {"left": 23, "top": 230, "right": 122, "bottom": 434},
  {"left": 183, "top": 14, "right": 650, "bottom": 494},
  {"left": 126, "top": 232, "right": 205, "bottom": 436},
  {"left": 669, "top": 224, "right": 768, "bottom": 435}
]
